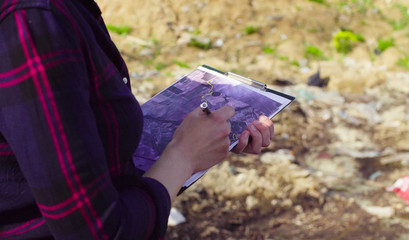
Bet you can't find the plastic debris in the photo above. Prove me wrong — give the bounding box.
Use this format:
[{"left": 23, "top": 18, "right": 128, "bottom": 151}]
[
  {"left": 360, "top": 205, "right": 395, "bottom": 218},
  {"left": 387, "top": 176, "right": 409, "bottom": 204},
  {"left": 369, "top": 171, "right": 383, "bottom": 180},
  {"left": 308, "top": 69, "right": 330, "bottom": 88},
  {"left": 168, "top": 207, "right": 186, "bottom": 226}
]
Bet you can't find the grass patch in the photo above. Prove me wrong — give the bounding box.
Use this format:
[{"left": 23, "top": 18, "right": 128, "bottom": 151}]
[
  {"left": 106, "top": 24, "right": 132, "bottom": 35},
  {"left": 360, "top": 20, "right": 368, "bottom": 26},
  {"left": 377, "top": 38, "right": 395, "bottom": 53},
  {"left": 143, "top": 59, "right": 154, "bottom": 66},
  {"left": 337, "top": 0, "right": 379, "bottom": 15},
  {"left": 390, "top": 4, "right": 409, "bottom": 30},
  {"left": 188, "top": 38, "right": 213, "bottom": 50},
  {"left": 192, "top": 29, "right": 201, "bottom": 35},
  {"left": 307, "top": 28, "right": 320, "bottom": 33},
  {"left": 279, "top": 56, "right": 289, "bottom": 61},
  {"left": 154, "top": 63, "right": 168, "bottom": 71},
  {"left": 308, "top": 0, "right": 328, "bottom": 6},
  {"left": 332, "top": 29, "right": 365, "bottom": 54},
  {"left": 165, "top": 71, "right": 174, "bottom": 77},
  {"left": 263, "top": 46, "right": 276, "bottom": 54},
  {"left": 308, "top": 0, "right": 325, "bottom": 4},
  {"left": 290, "top": 60, "right": 300, "bottom": 67},
  {"left": 304, "top": 44, "right": 326, "bottom": 60},
  {"left": 173, "top": 60, "right": 190, "bottom": 69},
  {"left": 244, "top": 26, "right": 260, "bottom": 35},
  {"left": 396, "top": 56, "right": 409, "bottom": 69}
]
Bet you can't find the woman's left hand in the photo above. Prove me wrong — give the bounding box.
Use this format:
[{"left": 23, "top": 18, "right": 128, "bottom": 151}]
[{"left": 232, "top": 115, "right": 274, "bottom": 154}]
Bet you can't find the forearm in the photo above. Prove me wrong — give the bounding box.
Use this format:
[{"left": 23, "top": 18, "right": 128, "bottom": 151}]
[{"left": 143, "top": 141, "right": 193, "bottom": 202}]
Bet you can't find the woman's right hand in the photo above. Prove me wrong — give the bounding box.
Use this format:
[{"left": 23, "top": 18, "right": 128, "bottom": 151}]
[
  {"left": 167, "top": 105, "right": 235, "bottom": 174},
  {"left": 143, "top": 105, "right": 235, "bottom": 201}
]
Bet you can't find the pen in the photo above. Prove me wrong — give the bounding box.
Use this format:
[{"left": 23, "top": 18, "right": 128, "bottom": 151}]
[{"left": 200, "top": 102, "right": 211, "bottom": 115}]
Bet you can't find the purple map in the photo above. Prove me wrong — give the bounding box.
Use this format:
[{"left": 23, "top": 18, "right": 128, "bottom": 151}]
[{"left": 133, "top": 67, "right": 288, "bottom": 173}]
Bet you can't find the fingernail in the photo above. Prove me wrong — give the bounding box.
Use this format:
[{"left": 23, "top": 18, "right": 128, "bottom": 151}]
[
  {"left": 254, "top": 120, "right": 261, "bottom": 125},
  {"left": 250, "top": 124, "right": 257, "bottom": 131}
]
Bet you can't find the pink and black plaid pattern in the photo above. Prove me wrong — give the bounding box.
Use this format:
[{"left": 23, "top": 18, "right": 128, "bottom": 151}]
[{"left": 0, "top": 0, "right": 171, "bottom": 239}]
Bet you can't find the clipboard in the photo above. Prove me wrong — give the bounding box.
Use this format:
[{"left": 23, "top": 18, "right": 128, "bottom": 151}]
[{"left": 132, "top": 65, "right": 295, "bottom": 195}]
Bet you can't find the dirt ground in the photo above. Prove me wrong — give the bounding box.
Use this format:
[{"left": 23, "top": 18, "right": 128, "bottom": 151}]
[{"left": 96, "top": 0, "right": 409, "bottom": 239}]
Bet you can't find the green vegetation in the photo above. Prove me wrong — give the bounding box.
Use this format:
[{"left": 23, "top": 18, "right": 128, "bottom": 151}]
[
  {"left": 192, "top": 29, "right": 201, "bottom": 35},
  {"left": 338, "top": 0, "right": 377, "bottom": 14},
  {"left": 290, "top": 60, "right": 300, "bottom": 67},
  {"left": 143, "top": 59, "right": 154, "bottom": 66},
  {"left": 262, "top": 46, "right": 276, "bottom": 54},
  {"left": 396, "top": 56, "right": 409, "bottom": 69},
  {"left": 307, "top": 28, "right": 320, "bottom": 33},
  {"left": 149, "top": 37, "right": 159, "bottom": 46},
  {"left": 279, "top": 56, "right": 289, "bottom": 61},
  {"left": 173, "top": 60, "right": 190, "bottom": 69},
  {"left": 188, "top": 38, "right": 213, "bottom": 50},
  {"left": 308, "top": 0, "right": 328, "bottom": 6},
  {"left": 332, "top": 29, "right": 365, "bottom": 54},
  {"left": 154, "top": 63, "right": 168, "bottom": 71},
  {"left": 389, "top": 4, "right": 409, "bottom": 30},
  {"left": 244, "top": 26, "right": 260, "bottom": 35},
  {"left": 106, "top": 24, "right": 132, "bottom": 35},
  {"left": 308, "top": 0, "right": 325, "bottom": 4},
  {"left": 304, "top": 44, "right": 326, "bottom": 60},
  {"left": 352, "top": 0, "right": 375, "bottom": 13},
  {"left": 377, "top": 38, "right": 395, "bottom": 53}
]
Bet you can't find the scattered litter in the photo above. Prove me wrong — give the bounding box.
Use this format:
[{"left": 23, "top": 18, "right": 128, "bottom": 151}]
[
  {"left": 360, "top": 205, "right": 395, "bottom": 218},
  {"left": 214, "top": 38, "right": 224, "bottom": 47},
  {"left": 300, "top": 67, "right": 310, "bottom": 74},
  {"left": 387, "top": 176, "right": 409, "bottom": 204},
  {"left": 380, "top": 153, "right": 409, "bottom": 165},
  {"left": 308, "top": 69, "right": 330, "bottom": 88},
  {"left": 369, "top": 171, "right": 383, "bottom": 180},
  {"left": 168, "top": 207, "right": 186, "bottom": 226}
]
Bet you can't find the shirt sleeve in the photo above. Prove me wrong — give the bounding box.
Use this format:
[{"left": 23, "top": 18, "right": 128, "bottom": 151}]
[{"left": 0, "top": 7, "right": 170, "bottom": 240}]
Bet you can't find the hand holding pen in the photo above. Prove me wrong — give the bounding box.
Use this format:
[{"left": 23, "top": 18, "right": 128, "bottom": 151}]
[{"left": 199, "top": 102, "right": 274, "bottom": 154}]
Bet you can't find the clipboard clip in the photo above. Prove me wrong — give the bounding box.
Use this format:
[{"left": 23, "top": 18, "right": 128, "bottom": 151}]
[{"left": 227, "top": 72, "right": 267, "bottom": 91}]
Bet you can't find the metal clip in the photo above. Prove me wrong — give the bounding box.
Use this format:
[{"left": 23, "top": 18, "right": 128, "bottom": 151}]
[{"left": 227, "top": 72, "right": 267, "bottom": 91}]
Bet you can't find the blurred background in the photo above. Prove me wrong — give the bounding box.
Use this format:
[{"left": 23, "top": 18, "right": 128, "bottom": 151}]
[{"left": 96, "top": 0, "right": 409, "bottom": 239}]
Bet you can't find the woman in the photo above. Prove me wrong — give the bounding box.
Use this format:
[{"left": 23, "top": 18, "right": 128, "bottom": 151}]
[{"left": 0, "top": 0, "right": 273, "bottom": 239}]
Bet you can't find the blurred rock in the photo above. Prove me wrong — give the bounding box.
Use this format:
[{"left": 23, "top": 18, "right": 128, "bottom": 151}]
[
  {"left": 360, "top": 205, "right": 395, "bottom": 219},
  {"left": 260, "top": 149, "right": 295, "bottom": 164},
  {"left": 245, "top": 196, "right": 259, "bottom": 210}
]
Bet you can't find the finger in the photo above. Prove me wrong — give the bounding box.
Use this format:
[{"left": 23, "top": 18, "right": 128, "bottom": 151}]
[
  {"left": 190, "top": 106, "right": 207, "bottom": 117},
  {"left": 248, "top": 123, "right": 262, "bottom": 153},
  {"left": 253, "top": 120, "right": 270, "bottom": 147},
  {"left": 259, "top": 115, "right": 274, "bottom": 140},
  {"left": 232, "top": 130, "right": 250, "bottom": 154},
  {"left": 213, "top": 105, "right": 235, "bottom": 121}
]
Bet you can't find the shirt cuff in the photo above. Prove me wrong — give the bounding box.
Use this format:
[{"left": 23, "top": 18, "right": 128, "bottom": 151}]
[{"left": 142, "top": 177, "right": 171, "bottom": 239}]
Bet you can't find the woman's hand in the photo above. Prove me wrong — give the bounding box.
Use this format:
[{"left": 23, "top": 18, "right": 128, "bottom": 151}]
[
  {"left": 167, "top": 105, "right": 235, "bottom": 173},
  {"left": 232, "top": 115, "right": 274, "bottom": 154},
  {"left": 143, "top": 105, "right": 235, "bottom": 201}
]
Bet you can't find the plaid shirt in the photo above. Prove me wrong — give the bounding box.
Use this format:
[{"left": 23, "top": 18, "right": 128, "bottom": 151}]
[{"left": 0, "top": 0, "right": 170, "bottom": 239}]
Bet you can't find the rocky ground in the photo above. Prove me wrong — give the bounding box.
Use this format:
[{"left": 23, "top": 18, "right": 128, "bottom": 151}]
[{"left": 97, "top": 0, "right": 409, "bottom": 239}]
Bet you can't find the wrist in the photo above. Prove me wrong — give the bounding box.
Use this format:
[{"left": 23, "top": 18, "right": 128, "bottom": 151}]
[
  {"left": 163, "top": 139, "right": 194, "bottom": 178},
  {"left": 143, "top": 140, "right": 194, "bottom": 202}
]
